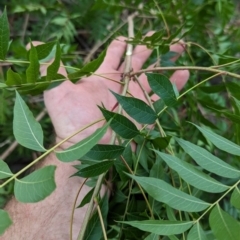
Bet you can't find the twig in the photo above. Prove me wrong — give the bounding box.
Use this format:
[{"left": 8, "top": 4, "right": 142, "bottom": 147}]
[
  {"left": 94, "top": 197, "right": 108, "bottom": 240},
  {"left": 70, "top": 178, "right": 88, "bottom": 240},
  {"left": 0, "top": 108, "right": 47, "bottom": 161}
]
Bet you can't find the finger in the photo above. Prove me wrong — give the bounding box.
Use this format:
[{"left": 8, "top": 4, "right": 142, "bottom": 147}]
[
  {"left": 98, "top": 36, "right": 127, "bottom": 71},
  {"left": 132, "top": 42, "right": 187, "bottom": 94},
  {"left": 118, "top": 32, "right": 155, "bottom": 72}
]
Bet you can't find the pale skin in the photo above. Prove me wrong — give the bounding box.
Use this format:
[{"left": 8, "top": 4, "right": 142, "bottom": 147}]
[{"left": 2, "top": 36, "right": 189, "bottom": 240}]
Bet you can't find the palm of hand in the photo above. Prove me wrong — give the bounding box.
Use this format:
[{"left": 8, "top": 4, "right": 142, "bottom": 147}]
[{"left": 42, "top": 38, "right": 189, "bottom": 147}]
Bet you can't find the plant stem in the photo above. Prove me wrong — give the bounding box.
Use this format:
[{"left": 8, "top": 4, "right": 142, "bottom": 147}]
[
  {"left": 70, "top": 178, "right": 88, "bottom": 240},
  {"left": 94, "top": 197, "right": 108, "bottom": 240},
  {"left": 0, "top": 118, "right": 104, "bottom": 188}
]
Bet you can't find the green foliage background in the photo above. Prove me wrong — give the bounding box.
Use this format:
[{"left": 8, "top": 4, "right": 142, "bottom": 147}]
[{"left": 1, "top": 0, "right": 240, "bottom": 239}]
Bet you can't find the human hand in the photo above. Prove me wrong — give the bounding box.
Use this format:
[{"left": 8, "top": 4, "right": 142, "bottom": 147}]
[{"left": 35, "top": 36, "right": 189, "bottom": 148}]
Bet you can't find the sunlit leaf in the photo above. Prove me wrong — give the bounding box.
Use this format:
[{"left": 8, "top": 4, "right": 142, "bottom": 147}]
[
  {"left": 209, "top": 204, "right": 240, "bottom": 240},
  {"left": 127, "top": 174, "right": 210, "bottom": 212},
  {"left": 146, "top": 73, "right": 178, "bottom": 107},
  {"left": 6, "top": 68, "right": 22, "bottom": 86},
  {"left": 111, "top": 91, "right": 157, "bottom": 124},
  {"left": 187, "top": 223, "right": 208, "bottom": 240},
  {"left": 193, "top": 123, "right": 240, "bottom": 156},
  {"left": 120, "top": 220, "right": 193, "bottom": 235},
  {"left": 230, "top": 187, "right": 240, "bottom": 209},
  {"left": 74, "top": 160, "right": 114, "bottom": 178},
  {"left": 13, "top": 91, "right": 46, "bottom": 152},
  {"left": 85, "top": 144, "right": 125, "bottom": 160},
  {"left": 0, "top": 8, "right": 10, "bottom": 60},
  {"left": 99, "top": 106, "right": 139, "bottom": 139},
  {"left": 68, "top": 48, "right": 106, "bottom": 81},
  {"left": 0, "top": 209, "right": 12, "bottom": 235},
  {"left": 46, "top": 42, "right": 61, "bottom": 81},
  {"left": 14, "top": 166, "right": 56, "bottom": 203},
  {"left": 156, "top": 151, "right": 229, "bottom": 193},
  {"left": 176, "top": 137, "right": 240, "bottom": 178},
  {"left": 0, "top": 160, "right": 13, "bottom": 179},
  {"left": 56, "top": 122, "right": 110, "bottom": 162},
  {"left": 26, "top": 43, "right": 40, "bottom": 83}
]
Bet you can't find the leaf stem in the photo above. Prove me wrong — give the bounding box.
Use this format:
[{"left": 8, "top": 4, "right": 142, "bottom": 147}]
[
  {"left": 0, "top": 118, "right": 104, "bottom": 188},
  {"left": 94, "top": 197, "right": 108, "bottom": 240},
  {"left": 70, "top": 178, "right": 88, "bottom": 240}
]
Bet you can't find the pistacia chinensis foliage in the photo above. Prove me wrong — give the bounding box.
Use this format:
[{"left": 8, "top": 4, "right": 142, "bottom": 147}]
[{"left": 1, "top": 1, "right": 240, "bottom": 239}]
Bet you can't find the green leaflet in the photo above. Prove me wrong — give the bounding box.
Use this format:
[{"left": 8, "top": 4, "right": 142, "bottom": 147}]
[
  {"left": 14, "top": 166, "right": 56, "bottom": 203},
  {"left": 85, "top": 144, "right": 125, "bottom": 160},
  {"left": 193, "top": 123, "right": 240, "bottom": 156},
  {"left": 0, "top": 8, "right": 10, "bottom": 60},
  {"left": 77, "top": 187, "right": 94, "bottom": 208},
  {"left": 127, "top": 174, "right": 210, "bottom": 212},
  {"left": 144, "top": 233, "right": 159, "bottom": 240},
  {"left": 99, "top": 106, "right": 139, "bottom": 139},
  {"left": 156, "top": 150, "right": 229, "bottom": 193},
  {"left": 13, "top": 91, "right": 46, "bottom": 152},
  {"left": 56, "top": 122, "right": 110, "bottom": 162},
  {"left": 35, "top": 41, "right": 56, "bottom": 60},
  {"left": 187, "top": 223, "right": 208, "bottom": 240},
  {"left": 230, "top": 187, "right": 240, "bottom": 209},
  {"left": 74, "top": 160, "right": 114, "bottom": 178},
  {"left": 0, "top": 160, "right": 13, "bottom": 179},
  {"left": 46, "top": 42, "right": 61, "bottom": 81},
  {"left": 6, "top": 68, "right": 22, "bottom": 86},
  {"left": 176, "top": 137, "right": 240, "bottom": 178},
  {"left": 209, "top": 204, "right": 240, "bottom": 240},
  {"left": 110, "top": 91, "right": 157, "bottom": 124},
  {"left": 68, "top": 48, "right": 107, "bottom": 81},
  {"left": 0, "top": 209, "right": 12, "bottom": 235},
  {"left": 146, "top": 73, "right": 178, "bottom": 107},
  {"left": 26, "top": 43, "right": 40, "bottom": 83},
  {"left": 120, "top": 220, "right": 193, "bottom": 235}
]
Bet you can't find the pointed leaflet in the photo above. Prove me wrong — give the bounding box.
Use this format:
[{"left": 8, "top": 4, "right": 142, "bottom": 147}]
[
  {"left": 0, "top": 210, "right": 12, "bottom": 235},
  {"left": 120, "top": 220, "right": 193, "bottom": 235},
  {"left": 0, "top": 8, "right": 10, "bottom": 60},
  {"left": 209, "top": 204, "right": 240, "bottom": 240},
  {"left": 6, "top": 68, "right": 22, "bottom": 86},
  {"left": 74, "top": 160, "right": 114, "bottom": 178},
  {"left": 26, "top": 43, "right": 40, "bottom": 83},
  {"left": 14, "top": 166, "right": 56, "bottom": 203},
  {"left": 193, "top": 123, "right": 240, "bottom": 156},
  {"left": 230, "top": 187, "right": 240, "bottom": 209},
  {"left": 110, "top": 91, "right": 157, "bottom": 124},
  {"left": 156, "top": 151, "right": 229, "bottom": 193},
  {"left": 46, "top": 42, "right": 61, "bottom": 81},
  {"left": 99, "top": 106, "right": 139, "bottom": 139},
  {"left": 78, "top": 188, "right": 94, "bottom": 208},
  {"left": 85, "top": 144, "right": 125, "bottom": 160},
  {"left": 0, "top": 160, "right": 13, "bottom": 179},
  {"left": 56, "top": 122, "right": 111, "bottom": 162},
  {"left": 13, "top": 91, "right": 46, "bottom": 151},
  {"left": 127, "top": 174, "right": 210, "bottom": 212},
  {"left": 187, "top": 223, "right": 208, "bottom": 240},
  {"left": 176, "top": 138, "right": 240, "bottom": 179},
  {"left": 35, "top": 41, "right": 56, "bottom": 60},
  {"left": 146, "top": 73, "right": 178, "bottom": 107},
  {"left": 68, "top": 48, "right": 107, "bottom": 82}
]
